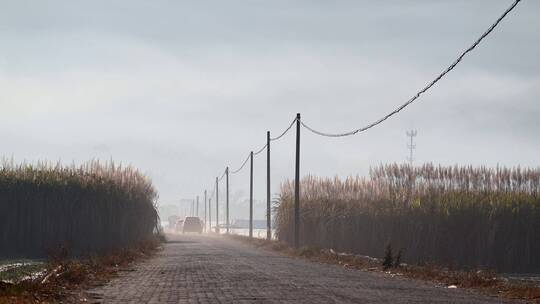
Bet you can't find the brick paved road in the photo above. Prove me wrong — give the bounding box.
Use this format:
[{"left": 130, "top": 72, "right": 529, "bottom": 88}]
[{"left": 86, "top": 234, "right": 516, "bottom": 303}]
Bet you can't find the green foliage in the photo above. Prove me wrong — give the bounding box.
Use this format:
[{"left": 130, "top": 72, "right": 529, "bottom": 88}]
[
  {"left": 382, "top": 244, "right": 393, "bottom": 270},
  {"left": 394, "top": 249, "right": 402, "bottom": 268},
  {"left": 0, "top": 160, "right": 159, "bottom": 258},
  {"left": 275, "top": 163, "right": 540, "bottom": 272}
]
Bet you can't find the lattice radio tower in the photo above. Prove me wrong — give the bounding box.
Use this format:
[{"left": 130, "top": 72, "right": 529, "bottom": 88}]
[{"left": 406, "top": 130, "right": 417, "bottom": 166}]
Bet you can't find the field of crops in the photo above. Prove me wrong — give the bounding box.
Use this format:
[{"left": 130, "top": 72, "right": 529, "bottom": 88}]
[
  {"left": 0, "top": 160, "right": 159, "bottom": 258},
  {"left": 275, "top": 163, "right": 540, "bottom": 272}
]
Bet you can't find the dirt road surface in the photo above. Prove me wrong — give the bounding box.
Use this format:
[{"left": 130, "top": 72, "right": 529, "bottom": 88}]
[{"left": 86, "top": 234, "right": 516, "bottom": 303}]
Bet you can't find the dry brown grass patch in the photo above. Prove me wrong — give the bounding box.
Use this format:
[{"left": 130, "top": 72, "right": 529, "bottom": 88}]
[
  {"left": 0, "top": 237, "right": 163, "bottom": 303},
  {"left": 228, "top": 234, "right": 540, "bottom": 303}
]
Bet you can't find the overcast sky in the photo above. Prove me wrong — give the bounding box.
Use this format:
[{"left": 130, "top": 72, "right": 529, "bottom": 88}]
[{"left": 1, "top": 0, "right": 538, "bottom": 219}]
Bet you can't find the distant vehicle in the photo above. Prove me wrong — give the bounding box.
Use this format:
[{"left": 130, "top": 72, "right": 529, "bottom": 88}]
[
  {"left": 175, "top": 219, "right": 184, "bottom": 232},
  {"left": 182, "top": 217, "right": 203, "bottom": 234},
  {"left": 168, "top": 215, "right": 180, "bottom": 229}
]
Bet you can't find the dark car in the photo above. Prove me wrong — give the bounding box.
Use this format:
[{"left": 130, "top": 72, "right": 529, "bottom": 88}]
[{"left": 182, "top": 217, "right": 203, "bottom": 234}]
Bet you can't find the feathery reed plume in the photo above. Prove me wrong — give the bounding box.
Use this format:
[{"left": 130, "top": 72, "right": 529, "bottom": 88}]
[
  {"left": 0, "top": 159, "right": 159, "bottom": 258},
  {"left": 275, "top": 163, "right": 540, "bottom": 272}
]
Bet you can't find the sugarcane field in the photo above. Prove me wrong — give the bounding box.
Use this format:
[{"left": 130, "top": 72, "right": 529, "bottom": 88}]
[{"left": 1, "top": 0, "right": 539, "bottom": 303}]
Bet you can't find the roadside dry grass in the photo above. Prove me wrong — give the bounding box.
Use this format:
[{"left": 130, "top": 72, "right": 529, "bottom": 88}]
[
  {"left": 0, "top": 237, "right": 163, "bottom": 304},
  {"left": 228, "top": 235, "right": 540, "bottom": 303}
]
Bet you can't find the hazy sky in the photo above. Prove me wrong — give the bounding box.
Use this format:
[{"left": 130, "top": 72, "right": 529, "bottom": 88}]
[{"left": 1, "top": 1, "right": 538, "bottom": 220}]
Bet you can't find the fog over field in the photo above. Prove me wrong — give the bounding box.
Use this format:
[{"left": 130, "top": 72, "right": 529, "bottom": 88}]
[{"left": 1, "top": 1, "right": 539, "bottom": 220}]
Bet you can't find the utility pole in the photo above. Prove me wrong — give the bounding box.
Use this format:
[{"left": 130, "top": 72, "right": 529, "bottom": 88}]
[
  {"left": 249, "top": 151, "right": 254, "bottom": 239},
  {"left": 209, "top": 198, "right": 212, "bottom": 233},
  {"left": 294, "top": 113, "right": 301, "bottom": 248},
  {"left": 191, "top": 199, "right": 194, "bottom": 216},
  {"left": 226, "top": 167, "right": 229, "bottom": 234},
  {"left": 204, "top": 190, "right": 207, "bottom": 232},
  {"left": 406, "top": 130, "right": 418, "bottom": 166},
  {"left": 266, "top": 131, "right": 271, "bottom": 240},
  {"left": 196, "top": 196, "right": 199, "bottom": 217},
  {"left": 216, "top": 177, "right": 220, "bottom": 234}
]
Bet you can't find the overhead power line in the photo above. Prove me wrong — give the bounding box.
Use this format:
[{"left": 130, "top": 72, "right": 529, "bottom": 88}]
[
  {"left": 218, "top": 169, "right": 227, "bottom": 181},
  {"left": 219, "top": 116, "right": 299, "bottom": 176},
  {"left": 301, "top": 0, "right": 522, "bottom": 138},
  {"left": 229, "top": 152, "right": 251, "bottom": 174},
  {"left": 253, "top": 143, "right": 267, "bottom": 156},
  {"left": 253, "top": 117, "right": 297, "bottom": 156},
  {"left": 270, "top": 117, "right": 298, "bottom": 141}
]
